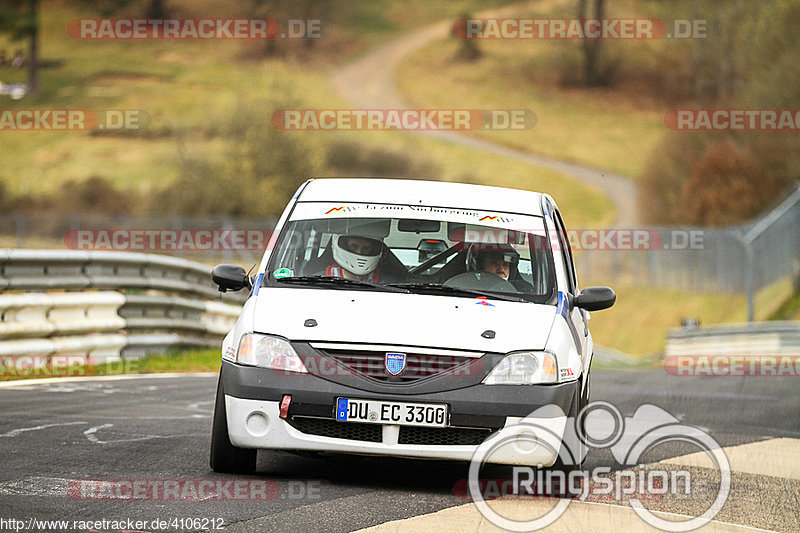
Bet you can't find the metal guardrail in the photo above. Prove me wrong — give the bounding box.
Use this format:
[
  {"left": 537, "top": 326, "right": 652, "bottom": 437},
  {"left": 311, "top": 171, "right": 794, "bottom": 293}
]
[
  {"left": 665, "top": 321, "right": 800, "bottom": 357},
  {"left": 578, "top": 182, "right": 800, "bottom": 321},
  {"left": 0, "top": 249, "right": 229, "bottom": 298},
  {"left": 0, "top": 250, "right": 245, "bottom": 362}
]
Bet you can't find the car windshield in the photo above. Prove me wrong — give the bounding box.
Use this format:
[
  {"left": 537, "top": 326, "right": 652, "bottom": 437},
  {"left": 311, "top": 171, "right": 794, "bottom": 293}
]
[{"left": 265, "top": 205, "right": 555, "bottom": 303}]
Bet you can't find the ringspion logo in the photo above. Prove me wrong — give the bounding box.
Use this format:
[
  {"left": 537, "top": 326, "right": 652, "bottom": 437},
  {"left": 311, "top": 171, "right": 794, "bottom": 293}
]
[{"left": 468, "top": 402, "right": 730, "bottom": 531}]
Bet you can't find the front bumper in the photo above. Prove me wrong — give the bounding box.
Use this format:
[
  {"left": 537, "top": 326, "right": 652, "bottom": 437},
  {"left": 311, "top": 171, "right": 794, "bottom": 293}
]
[{"left": 221, "top": 360, "right": 577, "bottom": 466}]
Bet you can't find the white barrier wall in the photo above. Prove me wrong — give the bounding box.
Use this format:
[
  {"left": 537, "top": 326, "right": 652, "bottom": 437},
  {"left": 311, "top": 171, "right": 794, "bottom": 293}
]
[
  {"left": 0, "top": 250, "right": 245, "bottom": 362},
  {"left": 666, "top": 322, "right": 800, "bottom": 357}
]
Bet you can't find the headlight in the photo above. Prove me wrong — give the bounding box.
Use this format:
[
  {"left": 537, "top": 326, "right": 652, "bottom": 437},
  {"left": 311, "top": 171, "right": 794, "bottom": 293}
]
[
  {"left": 482, "top": 351, "right": 557, "bottom": 385},
  {"left": 236, "top": 333, "right": 308, "bottom": 374}
]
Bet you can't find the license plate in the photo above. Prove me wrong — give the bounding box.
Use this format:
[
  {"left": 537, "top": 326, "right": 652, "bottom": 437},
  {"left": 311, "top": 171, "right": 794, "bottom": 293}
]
[{"left": 335, "top": 398, "right": 448, "bottom": 427}]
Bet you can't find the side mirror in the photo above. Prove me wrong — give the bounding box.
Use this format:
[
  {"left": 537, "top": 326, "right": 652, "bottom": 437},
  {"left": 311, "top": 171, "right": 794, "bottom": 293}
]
[
  {"left": 212, "top": 264, "right": 250, "bottom": 292},
  {"left": 574, "top": 286, "right": 616, "bottom": 311}
]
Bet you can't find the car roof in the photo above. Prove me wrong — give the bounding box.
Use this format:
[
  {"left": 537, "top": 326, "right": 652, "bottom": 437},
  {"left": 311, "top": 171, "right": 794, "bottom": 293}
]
[{"left": 297, "top": 178, "right": 548, "bottom": 216}]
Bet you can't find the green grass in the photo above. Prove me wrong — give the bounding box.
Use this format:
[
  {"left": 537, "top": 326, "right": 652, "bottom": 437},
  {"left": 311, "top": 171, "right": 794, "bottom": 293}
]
[
  {"left": 331, "top": 0, "right": 517, "bottom": 45},
  {"left": 0, "top": 349, "right": 221, "bottom": 382},
  {"left": 0, "top": 3, "right": 336, "bottom": 196},
  {"left": 122, "top": 348, "right": 222, "bottom": 373},
  {"left": 769, "top": 288, "right": 800, "bottom": 321},
  {"left": 585, "top": 276, "right": 795, "bottom": 356},
  {"left": 0, "top": 0, "right": 612, "bottom": 229}
]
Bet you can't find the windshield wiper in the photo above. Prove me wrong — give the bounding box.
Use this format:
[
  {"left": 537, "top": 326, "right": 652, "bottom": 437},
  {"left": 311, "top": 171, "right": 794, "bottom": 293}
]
[
  {"left": 385, "top": 282, "right": 525, "bottom": 302},
  {"left": 275, "top": 275, "right": 409, "bottom": 293}
]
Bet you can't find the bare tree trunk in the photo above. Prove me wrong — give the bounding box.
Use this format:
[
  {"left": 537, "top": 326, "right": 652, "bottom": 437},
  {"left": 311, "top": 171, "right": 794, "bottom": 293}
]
[
  {"left": 26, "top": 0, "right": 37, "bottom": 95},
  {"left": 578, "top": 0, "right": 589, "bottom": 81},
  {"left": 692, "top": 1, "right": 705, "bottom": 100},
  {"left": 146, "top": 0, "right": 167, "bottom": 19},
  {"left": 579, "top": 0, "right": 605, "bottom": 86},
  {"left": 260, "top": 0, "right": 285, "bottom": 57}
]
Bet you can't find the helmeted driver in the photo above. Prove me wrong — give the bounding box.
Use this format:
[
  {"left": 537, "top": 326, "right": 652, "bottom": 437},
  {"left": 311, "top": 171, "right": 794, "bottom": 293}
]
[
  {"left": 326, "top": 234, "right": 384, "bottom": 282},
  {"left": 467, "top": 243, "right": 519, "bottom": 280},
  {"left": 466, "top": 243, "right": 534, "bottom": 291}
]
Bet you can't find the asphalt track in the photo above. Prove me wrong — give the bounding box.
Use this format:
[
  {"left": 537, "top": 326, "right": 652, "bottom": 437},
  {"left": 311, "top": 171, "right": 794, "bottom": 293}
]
[{"left": 0, "top": 370, "right": 797, "bottom": 532}]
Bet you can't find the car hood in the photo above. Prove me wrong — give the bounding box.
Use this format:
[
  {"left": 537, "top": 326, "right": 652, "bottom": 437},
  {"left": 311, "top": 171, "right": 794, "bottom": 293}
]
[{"left": 251, "top": 287, "right": 556, "bottom": 353}]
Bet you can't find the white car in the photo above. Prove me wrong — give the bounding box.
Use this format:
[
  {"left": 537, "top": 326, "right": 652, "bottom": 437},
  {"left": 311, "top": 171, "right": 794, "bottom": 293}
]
[{"left": 209, "top": 178, "right": 615, "bottom": 474}]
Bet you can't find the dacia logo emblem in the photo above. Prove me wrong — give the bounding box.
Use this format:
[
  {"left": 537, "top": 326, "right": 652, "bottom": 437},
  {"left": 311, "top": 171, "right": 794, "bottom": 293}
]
[{"left": 385, "top": 353, "right": 406, "bottom": 375}]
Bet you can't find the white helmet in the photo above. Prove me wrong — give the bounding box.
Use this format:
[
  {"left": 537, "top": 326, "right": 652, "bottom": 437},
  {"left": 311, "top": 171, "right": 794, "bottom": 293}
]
[{"left": 332, "top": 234, "right": 383, "bottom": 276}]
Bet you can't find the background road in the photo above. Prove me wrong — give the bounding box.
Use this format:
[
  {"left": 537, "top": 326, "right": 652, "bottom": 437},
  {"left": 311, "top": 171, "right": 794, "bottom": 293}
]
[
  {"left": 331, "top": 2, "right": 639, "bottom": 227},
  {"left": 1, "top": 371, "right": 797, "bottom": 532}
]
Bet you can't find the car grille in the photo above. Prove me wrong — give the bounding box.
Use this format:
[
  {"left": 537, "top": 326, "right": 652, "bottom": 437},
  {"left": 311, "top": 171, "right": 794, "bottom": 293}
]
[
  {"left": 287, "top": 416, "right": 382, "bottom": 442},
  {"left": 398, "top": 426, "right": 497, "bottom": 446},
  {"left": 287, "top": 416, "right": 497, "bottom": 446},
  {"left": 314, "top": 348, "right": 476, "bottom": 382}
]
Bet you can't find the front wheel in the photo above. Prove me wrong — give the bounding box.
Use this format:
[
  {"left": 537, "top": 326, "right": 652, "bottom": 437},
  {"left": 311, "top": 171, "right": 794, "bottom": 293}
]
[
  {"left": 549, "top": 378, "right": 587, "bottom": 496},
  {"left": 209, "top": 373, "right": 257, "bottom": 474}
]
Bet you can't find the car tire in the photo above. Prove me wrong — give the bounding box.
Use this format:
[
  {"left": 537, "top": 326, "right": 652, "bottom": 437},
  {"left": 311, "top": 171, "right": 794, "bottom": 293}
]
[
  {"left": 550, "top": 377, "right": 586, "bottom": 497},
  {"left": 209, "top": 373, "right": 257, "bottom": 475}
]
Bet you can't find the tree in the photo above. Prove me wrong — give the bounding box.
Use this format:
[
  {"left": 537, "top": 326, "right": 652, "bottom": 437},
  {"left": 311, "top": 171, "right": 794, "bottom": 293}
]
[
  {"left": 577, "top": 0, "right": 606, "bottom": 86},
  {"left": 639, "top": 0, "right": 800, "bottom": 225},
  {"left": 145, "top": 0, "right": 166, "bottom": 18},
  {"left": 246, "top": 0, "right": 329, "bottom": 56},
  {"left": 453, "top": 13, "right": 482, "bottom": 62},
  {"left": 156, "top": 93, "right": 324, "bottom": 217},
  {"left": 687, "top": 1, "right": 762, "bottom": 103},
  {"left": 248, "top": 0, "right": 285, "bottom": 56},
  {"left": 0, "top": 0, "right": 39, "bottom": 95},
  {"left": 0, "top": 0, "right": 174, "bottom": 97},
  {"left": 682, "top": 139, "right": 766, "bottom": 226}
]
